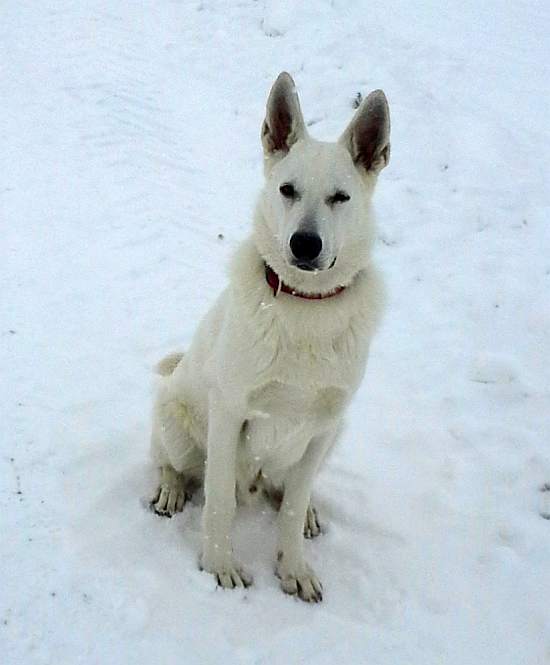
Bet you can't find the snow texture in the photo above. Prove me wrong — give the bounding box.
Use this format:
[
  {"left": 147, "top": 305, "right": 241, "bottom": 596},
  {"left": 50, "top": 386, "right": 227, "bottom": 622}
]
[{"left": 1, "top": 1, "right": 549, "bottom": 663}]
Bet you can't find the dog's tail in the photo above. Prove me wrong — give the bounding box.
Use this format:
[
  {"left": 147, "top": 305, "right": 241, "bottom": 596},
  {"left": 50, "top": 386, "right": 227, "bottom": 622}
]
[{"left": 155, "top": 352, "right": 184, "bottom": 377}]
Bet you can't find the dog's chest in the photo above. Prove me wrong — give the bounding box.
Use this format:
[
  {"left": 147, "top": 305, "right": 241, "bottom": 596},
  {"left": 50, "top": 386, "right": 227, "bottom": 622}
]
[
  {"left": 234, "top": 311, "right": 367, "bottom": 477},
  {"left": 247, "top": 379, "right": 345, "bottom": 420},
  {"left": 241, "top": 379, "right": 346, "bottom": 475}
]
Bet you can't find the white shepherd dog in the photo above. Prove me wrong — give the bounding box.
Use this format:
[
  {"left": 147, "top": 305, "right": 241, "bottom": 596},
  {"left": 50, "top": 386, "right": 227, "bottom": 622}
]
[{"left": 149, "top": 72, "right": 390, "bottom": 602}]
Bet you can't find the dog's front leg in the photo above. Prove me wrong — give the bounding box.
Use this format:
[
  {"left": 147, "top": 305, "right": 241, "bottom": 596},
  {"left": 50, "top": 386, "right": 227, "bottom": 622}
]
[
  {"left": 200, "top": 388, "right": 252, "bottom": 589},
  {"left": 276, "top": 430, "right": 335, "bottom": 602}
]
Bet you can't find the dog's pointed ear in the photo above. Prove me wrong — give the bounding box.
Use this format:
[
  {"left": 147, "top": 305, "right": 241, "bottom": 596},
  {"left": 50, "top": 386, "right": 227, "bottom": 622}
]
[
  {"left": 262, "top": 72, "right": 306, "bottom": 157},
  {"left": 339, "top": 90, "right": 390, "bottom": 174}
]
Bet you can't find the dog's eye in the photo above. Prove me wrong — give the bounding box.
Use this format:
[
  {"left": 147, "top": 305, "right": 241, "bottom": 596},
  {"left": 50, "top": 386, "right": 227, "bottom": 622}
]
[
  {"left": 327, "top": 191, "right": 350, "bottom": 205},
  {"left": 279, "top": 183, "right": 296, "bottom": 199}
]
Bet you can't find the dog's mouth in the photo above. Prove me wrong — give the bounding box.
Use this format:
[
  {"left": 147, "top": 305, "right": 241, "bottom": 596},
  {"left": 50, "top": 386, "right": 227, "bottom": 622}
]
[
  {"left": 292, "top": 257, "right": 337, "bottom": 272},
  {"left": 294, "top": 261, "right": 316, "bottom": 272}
]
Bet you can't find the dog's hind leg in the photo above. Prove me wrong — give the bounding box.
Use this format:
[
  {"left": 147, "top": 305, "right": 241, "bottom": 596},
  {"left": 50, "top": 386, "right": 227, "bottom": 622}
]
[
  {"left": 151, "top": 464, "right": 189, "bottom": 517},
  {"left": 263, "top": 482, "right": 322, "bottom": 539},
  {"left": 303, "top": 503, "right": 322, "bottom": 539},
  {"left": 150, "top": 434, "right": 204, "bottom": 517},
  {"left": 150, "top": 391, "right": 205, "bottom": 518}
]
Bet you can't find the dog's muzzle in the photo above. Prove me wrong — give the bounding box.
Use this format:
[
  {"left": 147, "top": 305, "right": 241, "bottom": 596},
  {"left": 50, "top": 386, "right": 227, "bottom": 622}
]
[{"left": 289, "top": 231, "right": 322, "bottom": 271}]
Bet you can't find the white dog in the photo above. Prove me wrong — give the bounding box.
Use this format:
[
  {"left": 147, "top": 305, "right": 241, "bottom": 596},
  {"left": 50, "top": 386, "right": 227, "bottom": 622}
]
[{"left": 149, "top": 72, "right": 390, "bottom": 602}]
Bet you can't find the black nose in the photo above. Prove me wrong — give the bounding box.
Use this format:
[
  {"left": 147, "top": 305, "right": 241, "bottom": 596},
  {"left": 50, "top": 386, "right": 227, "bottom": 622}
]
[{"left": 289, "top": 231, "right": 322, "bottom": 262}]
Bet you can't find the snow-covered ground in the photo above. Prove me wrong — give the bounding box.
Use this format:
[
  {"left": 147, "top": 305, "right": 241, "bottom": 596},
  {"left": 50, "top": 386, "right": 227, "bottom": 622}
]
[{"left": 2, "top": 1, "right": 549, "bottom": 663}]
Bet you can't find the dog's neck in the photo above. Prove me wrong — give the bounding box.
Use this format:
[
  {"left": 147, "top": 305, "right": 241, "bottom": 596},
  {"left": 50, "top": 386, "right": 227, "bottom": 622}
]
[
  {"left": 264, "top": 264, "right": 347, "bottom": 300},
  {"left": 229, "top": 236, "right": 384, "bottom": 350}
]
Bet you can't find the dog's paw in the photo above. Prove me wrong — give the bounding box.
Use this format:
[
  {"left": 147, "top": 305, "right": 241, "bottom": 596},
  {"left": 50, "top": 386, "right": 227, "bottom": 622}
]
[
  {"left": 215, "top": 565, "right": 253, "bottom": 590},
  {"left": 304, "top": 504, "right": 322, "bottom": 539},
  {"left": 150, "top": 484, "right": 187, "bottom": 517},
  {"left": 276, "top": 556, "right": 323, "bottom": 603},
  {"left": 200, "top": 557, "right": 253, "bottom": 590},
  {"left": 150, "top": 465, "right": 189, "bottom": 517}
]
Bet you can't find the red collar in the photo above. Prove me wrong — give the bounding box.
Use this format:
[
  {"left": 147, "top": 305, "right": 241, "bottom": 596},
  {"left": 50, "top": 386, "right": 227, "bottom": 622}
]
[{"left": 265, "top": 264, "right": 346, "bottom": 300}]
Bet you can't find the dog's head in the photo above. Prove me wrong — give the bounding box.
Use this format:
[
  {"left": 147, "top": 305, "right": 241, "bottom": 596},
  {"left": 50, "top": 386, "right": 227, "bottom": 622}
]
[{"left": 255, "top": 72, "right": 390, "bottom": 293}]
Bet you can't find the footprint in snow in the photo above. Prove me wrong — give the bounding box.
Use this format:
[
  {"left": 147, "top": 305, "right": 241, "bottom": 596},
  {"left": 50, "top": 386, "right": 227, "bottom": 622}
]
[
  {"left": 469, "top": 353, "right": 518, "bottom": 385},
  {"left": 539, "top": 483, "right": 550, "bottom": 521}
]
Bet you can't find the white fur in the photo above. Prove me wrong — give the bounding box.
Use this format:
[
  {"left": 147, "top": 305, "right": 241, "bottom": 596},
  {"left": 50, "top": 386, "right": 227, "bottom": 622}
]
[{"left": 149, "top": 72, "right": 390, "bottom": 601}]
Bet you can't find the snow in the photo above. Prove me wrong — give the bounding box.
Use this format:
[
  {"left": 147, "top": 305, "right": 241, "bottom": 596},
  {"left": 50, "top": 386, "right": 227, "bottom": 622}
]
[{"left": 1, "top": 1, "right": 549, "bottom": 663}]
